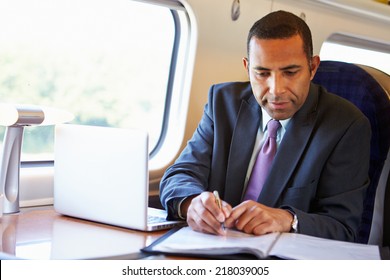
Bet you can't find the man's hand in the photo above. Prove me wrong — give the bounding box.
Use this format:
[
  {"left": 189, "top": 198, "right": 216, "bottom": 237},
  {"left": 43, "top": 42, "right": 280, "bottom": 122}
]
[
  {"left": 182, "top": 191, "right": 232, "bottom": 235},
  {"left": 224, "top": 200, "right": 293, "bottom": 235}
]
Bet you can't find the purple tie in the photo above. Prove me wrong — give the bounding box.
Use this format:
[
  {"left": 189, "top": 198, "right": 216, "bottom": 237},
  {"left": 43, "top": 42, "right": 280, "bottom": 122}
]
[{"left": 243, "top": 119, "right": 281, "bottom": 201}]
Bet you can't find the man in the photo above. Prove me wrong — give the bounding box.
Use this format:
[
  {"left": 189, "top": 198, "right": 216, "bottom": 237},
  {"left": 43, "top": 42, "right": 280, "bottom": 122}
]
[{"left": 160, "top": 10, "right": 371, "bottom": 242}]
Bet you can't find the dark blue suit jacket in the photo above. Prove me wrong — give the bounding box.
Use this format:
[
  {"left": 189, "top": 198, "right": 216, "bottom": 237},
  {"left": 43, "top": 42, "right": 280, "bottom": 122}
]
[{"left": 160, "top": 81, "right": 371, "bottom": 242}]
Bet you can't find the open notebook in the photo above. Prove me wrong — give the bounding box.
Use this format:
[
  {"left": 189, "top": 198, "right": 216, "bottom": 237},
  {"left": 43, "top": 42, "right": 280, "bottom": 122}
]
[
  {"left": 53, "top": 124, "right": 183, "bottom": 231},
  {"left": 142, "top": 226, "right": 380, "bottom": 259}
]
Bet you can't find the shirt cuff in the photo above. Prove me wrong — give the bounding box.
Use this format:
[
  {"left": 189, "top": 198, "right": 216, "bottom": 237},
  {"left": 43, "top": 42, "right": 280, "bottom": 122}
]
[{"left": 167, "top": 197, "right": 188, "bottom": 220}]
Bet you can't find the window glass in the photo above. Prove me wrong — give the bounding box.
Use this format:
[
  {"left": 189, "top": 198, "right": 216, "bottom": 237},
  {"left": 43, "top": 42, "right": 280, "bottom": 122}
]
[
  {"left": 320, "top": 33, "right": 390, "bottom": 75},
  {"left": 0, "top": 0, "right": 176, "bottom": 161}
]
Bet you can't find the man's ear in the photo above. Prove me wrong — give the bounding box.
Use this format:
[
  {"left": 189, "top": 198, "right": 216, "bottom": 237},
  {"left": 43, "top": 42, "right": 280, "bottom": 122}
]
[
  {"left": 243, "top": 57, "right": 249, "bottom": 74},
  {"left": 310, "top": 55, "right": 320, "bottom": 80}
]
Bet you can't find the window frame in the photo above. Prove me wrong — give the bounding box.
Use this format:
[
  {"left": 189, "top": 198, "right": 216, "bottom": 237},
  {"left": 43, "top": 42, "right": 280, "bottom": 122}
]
[
  {"left": 319, "top": 32, "right": 390, "bottom": 75},
  {"left": 12, "top": 0, "right": 197, "bottom": 207}
]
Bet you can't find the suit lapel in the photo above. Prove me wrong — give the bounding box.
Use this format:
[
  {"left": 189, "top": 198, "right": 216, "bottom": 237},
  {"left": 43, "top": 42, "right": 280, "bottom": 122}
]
[
  {"left": 259, "top": 85, "right": 319, "bottom": 206},
  {"left": 224, "top": 95, "right": 261, "bottom": 206}
]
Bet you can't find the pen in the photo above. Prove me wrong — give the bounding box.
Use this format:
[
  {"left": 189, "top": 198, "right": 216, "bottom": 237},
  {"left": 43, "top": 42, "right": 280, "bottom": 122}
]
[{"left": 213, "top": 190, "right": 225, "bottom": 230}]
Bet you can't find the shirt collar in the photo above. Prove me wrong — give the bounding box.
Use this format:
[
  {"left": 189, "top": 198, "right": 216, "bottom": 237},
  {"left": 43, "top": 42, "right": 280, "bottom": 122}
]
[{"left": 261, "top": 108, "right": 291, "bottom": 132}]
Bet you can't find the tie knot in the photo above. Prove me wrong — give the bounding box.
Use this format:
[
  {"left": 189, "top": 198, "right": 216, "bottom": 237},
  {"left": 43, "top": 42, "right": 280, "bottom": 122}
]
[{"left": 267, "top": 120, "right": 281, "bottom": 138}]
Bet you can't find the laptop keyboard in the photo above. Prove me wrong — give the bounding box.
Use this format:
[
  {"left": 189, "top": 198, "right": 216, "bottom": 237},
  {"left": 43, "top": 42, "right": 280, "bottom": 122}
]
[{"left": 147, "top": 215, "right": 167, "bottom": 224}]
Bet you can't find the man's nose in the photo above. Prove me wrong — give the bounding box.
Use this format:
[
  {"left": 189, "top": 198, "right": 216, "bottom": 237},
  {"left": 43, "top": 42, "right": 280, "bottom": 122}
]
[{"left": 268, "top": 73, "right": 286, "bottom": 97}]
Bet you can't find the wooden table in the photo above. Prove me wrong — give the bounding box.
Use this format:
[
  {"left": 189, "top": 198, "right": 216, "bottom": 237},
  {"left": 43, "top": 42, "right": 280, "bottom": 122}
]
[{"left": 0, "top": 206, "right": 167, "bottom": 260}]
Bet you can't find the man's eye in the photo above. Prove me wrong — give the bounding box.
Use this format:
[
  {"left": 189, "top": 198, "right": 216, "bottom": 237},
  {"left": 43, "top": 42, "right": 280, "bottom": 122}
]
[
  {"left": 285, "top": 70, "right": 298, "bottom": 76},
  {"left": 255, "top": 71, "right": 270, "bottom": 77}
]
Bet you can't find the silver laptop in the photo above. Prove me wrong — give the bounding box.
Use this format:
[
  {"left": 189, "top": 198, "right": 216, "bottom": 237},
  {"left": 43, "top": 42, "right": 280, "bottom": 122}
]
[{"left": 53, "top": 124, "right": 182, "bottom": 231}]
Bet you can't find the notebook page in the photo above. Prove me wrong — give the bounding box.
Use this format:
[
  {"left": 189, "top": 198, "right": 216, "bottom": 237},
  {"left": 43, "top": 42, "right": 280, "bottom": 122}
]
[
  {"left": 269, "top": 233, "right": 380, "bottom": 260},
  {"left": 153, "top": 226, "right": 280, "bottom": 258}
]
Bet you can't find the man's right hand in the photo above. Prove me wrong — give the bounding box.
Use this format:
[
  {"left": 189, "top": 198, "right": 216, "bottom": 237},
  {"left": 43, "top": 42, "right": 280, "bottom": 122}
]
[{"left": 182, "top": 191, "right": 232, "bottom": 235}]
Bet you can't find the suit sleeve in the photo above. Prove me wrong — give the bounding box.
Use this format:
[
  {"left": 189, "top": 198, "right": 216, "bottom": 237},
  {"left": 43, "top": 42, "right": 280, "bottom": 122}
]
[{"left": 159, "top": 86, "right": 216, "bottom": 218}]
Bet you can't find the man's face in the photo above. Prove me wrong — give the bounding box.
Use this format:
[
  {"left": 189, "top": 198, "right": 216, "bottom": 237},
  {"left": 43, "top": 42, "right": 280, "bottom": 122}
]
[{"left": 243, "top": 34, "right": 320, "bottom": 120}]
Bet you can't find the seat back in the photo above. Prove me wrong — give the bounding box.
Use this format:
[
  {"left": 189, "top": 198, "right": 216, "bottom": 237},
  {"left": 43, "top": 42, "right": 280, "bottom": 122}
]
[
  {"left": 383, "top": 167, "right": 390, "bottom": 247},
  {"left": 313, "top": 60, "right": 390, "bottom": 244}
]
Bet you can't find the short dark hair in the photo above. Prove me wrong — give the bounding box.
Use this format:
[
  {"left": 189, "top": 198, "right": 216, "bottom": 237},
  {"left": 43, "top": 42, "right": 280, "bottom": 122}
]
[{"left": 247, "top": 10, "right": 313, "bottom": 61}]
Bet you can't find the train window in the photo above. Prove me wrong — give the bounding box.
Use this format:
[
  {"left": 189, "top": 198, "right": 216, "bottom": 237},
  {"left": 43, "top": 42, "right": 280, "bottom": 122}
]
[
  {"left": 0, "top": 0, "right": 191, "bottom": 162},
  {"left": 320, "top": 33, "right": 390, "bottom": 75}
]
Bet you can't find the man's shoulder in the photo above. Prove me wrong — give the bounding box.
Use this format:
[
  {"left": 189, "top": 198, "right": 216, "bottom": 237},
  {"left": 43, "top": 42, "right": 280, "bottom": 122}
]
[
  {"left": 212, "top": 81, "right": 251, "bottom": 90},
  {"left": 210, "top": 81, "right": 253, "bottom": 100},
  {"left": 316, "top": 84, "right": 367, "bottom": 118}
]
